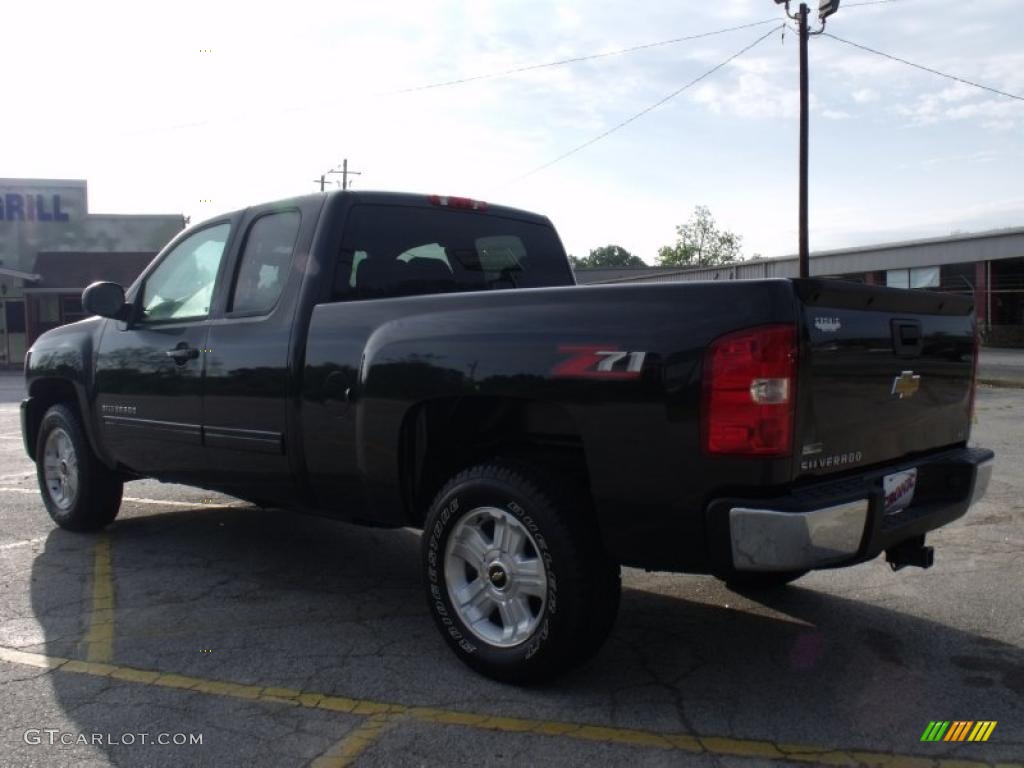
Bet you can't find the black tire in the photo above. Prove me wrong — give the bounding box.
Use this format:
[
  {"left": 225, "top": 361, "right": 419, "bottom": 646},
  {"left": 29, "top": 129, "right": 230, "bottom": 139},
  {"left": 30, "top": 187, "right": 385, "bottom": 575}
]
[
  {"left": 422, "top": 460, "right": 620, "bottom": 684},
  {"left": 723, "top": 569, "right": 808, "bottom": 591},
  {"left": 35, "top": 404, "right": 123, "bottom": 532}
]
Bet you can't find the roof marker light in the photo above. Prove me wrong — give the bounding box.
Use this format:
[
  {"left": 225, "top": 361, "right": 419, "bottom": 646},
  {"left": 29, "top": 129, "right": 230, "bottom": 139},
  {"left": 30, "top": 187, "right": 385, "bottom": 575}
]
[{"left": 428, "top": 194, "right": 488, "bottom": 211}]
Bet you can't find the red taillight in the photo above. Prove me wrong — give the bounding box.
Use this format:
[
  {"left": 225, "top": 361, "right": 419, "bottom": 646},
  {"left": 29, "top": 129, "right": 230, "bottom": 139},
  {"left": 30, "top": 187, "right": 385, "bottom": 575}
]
[
  {"left": 702, "top": 324, "right": 797, "bottom": 456},
  {"left": 427, "top": 194, "right": 488, "bottom": 211}
]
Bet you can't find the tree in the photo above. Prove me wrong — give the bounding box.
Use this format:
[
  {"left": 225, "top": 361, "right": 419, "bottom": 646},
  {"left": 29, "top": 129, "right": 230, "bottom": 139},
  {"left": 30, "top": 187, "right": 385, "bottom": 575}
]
[
  {"left": 570, "top": 244, "right": 645, "bottom": 269},
  {"left": 656, "top": 206, "right": 742, "bottom": 267}
]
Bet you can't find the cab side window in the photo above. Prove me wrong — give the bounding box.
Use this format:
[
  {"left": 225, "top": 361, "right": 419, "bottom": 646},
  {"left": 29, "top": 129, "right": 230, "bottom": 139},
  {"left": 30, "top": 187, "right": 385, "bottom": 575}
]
[
  {"left": 230, "top": 211, "right": 301, "bottom": 315},
  {"left": 141, "top": 223, "right": 231, "bottom": 322}
]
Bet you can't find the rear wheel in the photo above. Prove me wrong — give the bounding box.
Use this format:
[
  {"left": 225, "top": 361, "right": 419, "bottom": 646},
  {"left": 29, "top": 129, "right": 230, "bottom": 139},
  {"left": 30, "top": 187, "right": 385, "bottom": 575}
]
[
  {"left": 422, "top": 461, "right": 620, "bottom": 684},
  {"left": 36, "top": 404, "right": 123, "bottom": 532}
]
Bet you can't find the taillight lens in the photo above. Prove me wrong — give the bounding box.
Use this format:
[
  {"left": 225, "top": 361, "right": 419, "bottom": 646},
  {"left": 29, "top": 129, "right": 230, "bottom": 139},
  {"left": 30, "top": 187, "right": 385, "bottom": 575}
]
[{"left": 702, "top": 324, "right": 797, "bottom": 456}]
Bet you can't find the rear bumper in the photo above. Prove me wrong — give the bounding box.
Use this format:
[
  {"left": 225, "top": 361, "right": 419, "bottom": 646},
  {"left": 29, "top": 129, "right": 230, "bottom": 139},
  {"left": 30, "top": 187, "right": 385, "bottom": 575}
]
[{"left": 708, "top": 446, "right": 994, "bottom": 573}]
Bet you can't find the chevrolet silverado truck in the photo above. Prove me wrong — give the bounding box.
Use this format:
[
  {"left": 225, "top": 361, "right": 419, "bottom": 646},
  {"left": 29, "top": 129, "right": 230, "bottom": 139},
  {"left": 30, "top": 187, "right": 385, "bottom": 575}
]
[{"left": 21, "top": 190, "right": 994, "bottom": 682}]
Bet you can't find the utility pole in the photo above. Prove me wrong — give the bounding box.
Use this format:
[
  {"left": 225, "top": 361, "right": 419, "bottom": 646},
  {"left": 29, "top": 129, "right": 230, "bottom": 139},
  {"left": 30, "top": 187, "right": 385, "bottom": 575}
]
[
  {"left": 777, "top": 0, "right": 840, "bottom": 279},
  {"left": 798, "top": 3, "right": 810, "bottom": 279},
  {"left": 313, "top": 159, "right": 362, "bottom": 192},
  {"left": 340, "top": 158, "right": 362, "bottom": 190}
]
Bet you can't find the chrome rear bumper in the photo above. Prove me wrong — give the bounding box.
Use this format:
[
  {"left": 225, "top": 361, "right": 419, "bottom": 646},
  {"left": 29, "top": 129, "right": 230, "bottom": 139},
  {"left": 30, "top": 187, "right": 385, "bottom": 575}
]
[
  {"left": 970, "top": 457, "right": 994, "bottom": 506},
  {"left": 729, "top": 499, "right": 869, "bottom": 572},
  {"left": 727, "top": 453, "right": 994, "bottom": 573}
]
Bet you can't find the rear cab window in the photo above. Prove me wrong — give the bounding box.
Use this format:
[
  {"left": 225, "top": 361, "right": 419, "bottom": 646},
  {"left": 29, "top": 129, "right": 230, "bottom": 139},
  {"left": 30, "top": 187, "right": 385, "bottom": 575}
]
[
  {"left": 229, "top": 210, "right": 301, "bottom": 315},
  {"left": 331, "top": 205, "right": 573, "bottom": 301}
]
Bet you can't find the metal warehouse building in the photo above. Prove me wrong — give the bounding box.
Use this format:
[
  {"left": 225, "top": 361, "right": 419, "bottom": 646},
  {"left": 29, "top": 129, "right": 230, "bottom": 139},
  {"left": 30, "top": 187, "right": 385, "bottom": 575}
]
[
  {"left": 0, "top": 178, "right": 185, "bottom": 365},
  {"left": 574, "top": 227, "right": 1024, "bottom": 347}
]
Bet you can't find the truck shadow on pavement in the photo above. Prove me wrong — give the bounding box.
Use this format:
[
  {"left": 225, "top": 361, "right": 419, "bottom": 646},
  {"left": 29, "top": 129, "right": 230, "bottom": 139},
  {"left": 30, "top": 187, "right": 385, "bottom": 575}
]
[{"left": 27, "top": 501, "right": 1024, "bottom": 765}]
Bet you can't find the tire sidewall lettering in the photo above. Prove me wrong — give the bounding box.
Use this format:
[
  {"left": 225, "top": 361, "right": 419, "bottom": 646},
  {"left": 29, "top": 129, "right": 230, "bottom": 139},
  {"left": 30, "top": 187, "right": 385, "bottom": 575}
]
[
  {"left": 427, "top": 494, "right": 476, "bottom": 652},
  {"left": 426, "top": 482, "right": 561, "bottom": 665}
]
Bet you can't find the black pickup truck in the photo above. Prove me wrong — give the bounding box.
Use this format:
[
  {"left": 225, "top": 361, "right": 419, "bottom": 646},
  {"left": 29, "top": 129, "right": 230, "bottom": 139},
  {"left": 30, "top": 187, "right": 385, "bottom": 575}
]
[{"left": 21, "top": 190, "right": 993, "bottom": 682}]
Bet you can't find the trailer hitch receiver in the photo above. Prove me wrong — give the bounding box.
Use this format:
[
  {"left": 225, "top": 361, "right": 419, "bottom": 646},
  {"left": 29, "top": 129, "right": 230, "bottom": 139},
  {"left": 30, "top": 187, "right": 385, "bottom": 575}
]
[{"left": 886, "top": 535, "right": 934, "bottom": 571}]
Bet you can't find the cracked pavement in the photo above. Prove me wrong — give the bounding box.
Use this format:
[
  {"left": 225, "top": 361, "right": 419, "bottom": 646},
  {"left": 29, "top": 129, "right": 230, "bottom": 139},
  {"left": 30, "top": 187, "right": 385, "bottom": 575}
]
[{"left": 0, "top": 371, "right": 1021, "bottom": 767}]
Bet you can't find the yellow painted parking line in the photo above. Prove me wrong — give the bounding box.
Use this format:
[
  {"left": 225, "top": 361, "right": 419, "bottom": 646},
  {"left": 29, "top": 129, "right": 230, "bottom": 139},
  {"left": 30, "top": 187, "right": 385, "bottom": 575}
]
[
  {"left": 0, "top": 646, "right": 66, "bottom": 669},
  {"left": 311, "top": 713, "right": 398, "bottom": 768},
  {"left": 0, "top": 646, "right": 1014, "bottom": 768},
  {"left": 82, "top": 535, "right": 114, "bottom": 663}
]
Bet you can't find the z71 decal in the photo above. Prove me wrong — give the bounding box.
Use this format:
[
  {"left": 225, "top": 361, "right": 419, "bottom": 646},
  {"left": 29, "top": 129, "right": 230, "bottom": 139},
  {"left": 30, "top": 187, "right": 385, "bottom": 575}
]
[{"left": 552, "top": 345, "right": 647, "bottom": 380}]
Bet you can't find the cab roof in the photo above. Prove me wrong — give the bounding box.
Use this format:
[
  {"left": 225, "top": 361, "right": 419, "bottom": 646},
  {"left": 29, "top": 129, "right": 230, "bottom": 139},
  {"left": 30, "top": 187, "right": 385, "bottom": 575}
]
[{"left": 226, "top": 190, "right": 551, "bottom": 227}]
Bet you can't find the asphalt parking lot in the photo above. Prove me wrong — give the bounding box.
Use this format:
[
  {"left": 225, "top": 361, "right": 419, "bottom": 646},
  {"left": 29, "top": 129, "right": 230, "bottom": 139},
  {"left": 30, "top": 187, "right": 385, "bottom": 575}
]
[{"left": 0, "top": 372, "right": 1021, "bottom": 767}]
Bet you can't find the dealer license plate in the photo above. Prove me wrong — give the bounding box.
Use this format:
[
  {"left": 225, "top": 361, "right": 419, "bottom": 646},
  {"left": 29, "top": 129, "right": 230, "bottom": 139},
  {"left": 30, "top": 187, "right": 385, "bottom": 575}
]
[{"left": 883, "top": 468, "right": 918, "bottom": 515}]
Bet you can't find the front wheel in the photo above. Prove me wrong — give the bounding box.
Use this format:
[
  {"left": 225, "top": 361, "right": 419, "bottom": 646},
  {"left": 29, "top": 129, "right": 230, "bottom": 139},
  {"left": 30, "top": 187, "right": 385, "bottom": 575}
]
[
  {"left": 36, "top": 404, "right": 123, "bottom": 532},
  {"left": 422, "top": 461, "right": 620, "bottom": 684}
]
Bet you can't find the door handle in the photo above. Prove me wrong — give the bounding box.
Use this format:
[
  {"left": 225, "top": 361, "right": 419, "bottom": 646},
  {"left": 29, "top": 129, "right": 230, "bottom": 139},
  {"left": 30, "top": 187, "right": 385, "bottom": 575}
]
[
  {"left": 165, "top": 346, "right": 200, "bottom": 364},
  {"left": 891, "top": 319, "right": 923, "bottom": 357}
]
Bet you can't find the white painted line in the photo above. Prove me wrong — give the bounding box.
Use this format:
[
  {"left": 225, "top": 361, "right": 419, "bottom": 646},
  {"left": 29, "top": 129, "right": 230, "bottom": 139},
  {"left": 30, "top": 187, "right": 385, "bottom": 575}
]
[
  {"left": 122, "top": 496, "right": 247, "bottom": 508},
  {"left": 0, "top": 487, "right": 247, "bottom": 508},
  {"left": 0, "top": 536, "right": 46, "bottom": 551}
]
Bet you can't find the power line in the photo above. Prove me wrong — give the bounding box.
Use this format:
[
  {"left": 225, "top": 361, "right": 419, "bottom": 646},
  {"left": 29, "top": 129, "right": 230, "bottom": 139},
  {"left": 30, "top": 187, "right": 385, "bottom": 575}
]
[
  {"left": 823, "top": 32, "right": 1024, "bottom": 102},
  {"left": 505, "top": 24, "right": 784, "bottom": 185},
  {"left": 392, "top": 2, "right": 907, "bottom": 97},
  {"left": 391, "top": 19, "right": 781, "bottom": 95},
  {"left": 843, "top": 0, "right": 910, "bottom": 7}
]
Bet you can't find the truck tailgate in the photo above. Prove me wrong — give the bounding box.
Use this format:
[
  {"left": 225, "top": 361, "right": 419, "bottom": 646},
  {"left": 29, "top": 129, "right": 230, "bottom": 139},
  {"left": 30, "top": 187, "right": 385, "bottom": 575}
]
[{"left": 793, "top": 279, "right": 976, "bottom": 479}]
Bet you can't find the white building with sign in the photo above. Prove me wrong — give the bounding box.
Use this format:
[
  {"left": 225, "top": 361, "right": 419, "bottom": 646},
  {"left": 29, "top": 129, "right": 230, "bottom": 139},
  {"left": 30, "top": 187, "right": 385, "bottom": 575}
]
[{"left": 0, "top": 178, "right": 184, "bottom": 365}]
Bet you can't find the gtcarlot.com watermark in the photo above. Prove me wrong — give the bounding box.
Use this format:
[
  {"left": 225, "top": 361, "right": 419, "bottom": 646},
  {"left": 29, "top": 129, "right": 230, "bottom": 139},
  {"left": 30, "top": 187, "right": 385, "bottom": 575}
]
[{"left": 24, "top": 729, "right": 202, "bottom": 746}]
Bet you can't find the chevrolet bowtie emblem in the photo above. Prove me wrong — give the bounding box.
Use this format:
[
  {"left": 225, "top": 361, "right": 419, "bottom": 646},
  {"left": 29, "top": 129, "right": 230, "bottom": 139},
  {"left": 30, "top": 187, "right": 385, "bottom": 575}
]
[{"left": 892, "top": 370, "right": 921, "bottom": 399}]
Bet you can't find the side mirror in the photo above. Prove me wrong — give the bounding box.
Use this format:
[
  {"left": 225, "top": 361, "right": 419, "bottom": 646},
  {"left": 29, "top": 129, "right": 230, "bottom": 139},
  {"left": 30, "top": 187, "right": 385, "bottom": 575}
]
[{"left": 82, "top": 281, "right": 127, "bottom": 320}]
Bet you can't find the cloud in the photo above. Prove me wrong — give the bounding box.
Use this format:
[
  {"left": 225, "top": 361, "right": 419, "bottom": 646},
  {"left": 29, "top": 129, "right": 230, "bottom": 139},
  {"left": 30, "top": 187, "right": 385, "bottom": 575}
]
[
  {"left": 852, "top": 87, "right": 878, "bottom": 103},
  {"left": 691, "top": 70, "right": 797, "bottom": 120},
  {"left": 901, "top": 149, "right": 1005, "bottom": 171},
  {"left": 897, "top": 84, "right": 1023, "bottom": 130}
]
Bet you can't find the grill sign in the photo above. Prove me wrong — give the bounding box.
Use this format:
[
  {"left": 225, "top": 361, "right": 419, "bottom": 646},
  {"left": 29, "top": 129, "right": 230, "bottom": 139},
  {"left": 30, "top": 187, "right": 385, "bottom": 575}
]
[{"left": 0, "top": 193, "right": 70, "bottom": 222}]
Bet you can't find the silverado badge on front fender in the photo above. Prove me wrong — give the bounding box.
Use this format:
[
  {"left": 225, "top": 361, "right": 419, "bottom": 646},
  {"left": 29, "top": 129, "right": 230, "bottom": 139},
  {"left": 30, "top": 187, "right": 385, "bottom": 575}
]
[{"left": 892, "top": 370, "right": 921, "bottom": 399}]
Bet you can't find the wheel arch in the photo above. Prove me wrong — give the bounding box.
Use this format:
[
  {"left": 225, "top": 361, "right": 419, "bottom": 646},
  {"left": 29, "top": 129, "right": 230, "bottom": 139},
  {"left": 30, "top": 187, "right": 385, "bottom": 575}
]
[
  {"left": 25, "top": 378, "right": 103, "bottom": 464},
  {"left": 398, "top": 396, "right": 593, "bottom": 528}
]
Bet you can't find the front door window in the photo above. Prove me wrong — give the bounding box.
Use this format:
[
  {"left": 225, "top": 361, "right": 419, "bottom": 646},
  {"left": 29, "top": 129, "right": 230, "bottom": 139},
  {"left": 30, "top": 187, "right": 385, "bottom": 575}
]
[{"left": 141, "top": 223, "right": 230, "bottom": 322}]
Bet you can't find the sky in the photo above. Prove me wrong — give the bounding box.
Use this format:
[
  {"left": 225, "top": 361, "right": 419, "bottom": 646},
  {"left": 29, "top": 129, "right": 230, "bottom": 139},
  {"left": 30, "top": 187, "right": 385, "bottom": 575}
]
[{"left": 2, "top": 0, "right": 1022, "bottom": 263}]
